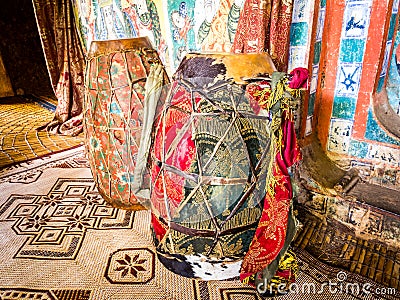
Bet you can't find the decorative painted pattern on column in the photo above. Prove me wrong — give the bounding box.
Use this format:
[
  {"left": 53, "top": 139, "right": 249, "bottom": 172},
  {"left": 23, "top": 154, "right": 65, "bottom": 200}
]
[
  {"left": 361, "top": 0, "right": 400, "bottom": 150},
  {"left": 288, "top": 0, "right": 317, "bottom": 135},
  {"left": 327, "top": 0, "right": 372, "bottom": 155},
  {"left": 314, "top": 0, "right": 400, "bottom": 169},
  {"left": 347, "top": 0, "right": 400, "bottom": 168},
  {"left": 288, "top": 0, "right": 316, "bottom": 70}
]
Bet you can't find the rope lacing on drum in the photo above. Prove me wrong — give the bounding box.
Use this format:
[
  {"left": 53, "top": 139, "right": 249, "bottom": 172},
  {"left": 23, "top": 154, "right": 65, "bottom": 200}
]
[{"left": 155, "top": 76, "right": 277, "bottom": 257}]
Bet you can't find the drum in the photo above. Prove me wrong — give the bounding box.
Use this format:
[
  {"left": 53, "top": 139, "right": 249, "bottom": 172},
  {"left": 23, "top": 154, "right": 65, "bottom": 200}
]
[
  {"left": 146, "top": 52, "right": 277, "bottom": 279},
  {"left": 83, "top": 37, "right": 168, "bottom": 210}
]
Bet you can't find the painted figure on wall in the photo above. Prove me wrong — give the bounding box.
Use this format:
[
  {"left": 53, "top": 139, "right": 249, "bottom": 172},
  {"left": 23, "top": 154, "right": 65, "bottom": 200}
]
[
  {"left": 74, "top": 0, "right": 95, "bottom": 51},
  {"left": 96, "top": 0, "right": 127, "bottom": 40},
  {"left": 73, "top": 0, "right": 168, "bottom": 65},
  {"left": 194, "top": 0, "right": 221, "bottom": 45},
  {"left": 169, "top": 1, "right": 195, "bottom": 65},
  {"left": 166, "top": 0, "right": 244, "bottom": 70},
  {"left": 226, "top": 0, "right": 244, "bottom": 42},
  {"left": 121, "top": 0, "right": 167, "bottom": 56},
  {"left": 194, "top": 0, "right": 244, "bottom": 46},
  {"left": 73, "top": 0, "right": 246, "bottom": 73}
]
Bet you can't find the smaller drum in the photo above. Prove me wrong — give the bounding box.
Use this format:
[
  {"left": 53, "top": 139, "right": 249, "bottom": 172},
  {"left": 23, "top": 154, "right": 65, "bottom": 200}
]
[
  {"left": 84, "top": 37, "right": 168, "bottom": 210},
  {"left": 145, "top": 52, "right": 277, "bottom": 279}
]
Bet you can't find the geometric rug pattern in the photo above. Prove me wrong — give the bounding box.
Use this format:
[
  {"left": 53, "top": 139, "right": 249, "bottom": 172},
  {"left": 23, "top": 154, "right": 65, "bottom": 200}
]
[
  {"left": 0, "top": 147, "right": 398, "bottom": 300},
  {"left": 0, "top": 288, "right": 91, "bottom": 300},
  {"left": 1, "top": 177, "right": 134, "bottom": 260}
]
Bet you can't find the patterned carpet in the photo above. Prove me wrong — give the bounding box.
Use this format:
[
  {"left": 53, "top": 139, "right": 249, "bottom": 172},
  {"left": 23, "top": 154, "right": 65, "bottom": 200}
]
[
  {"left": 0, "top": 96, "right": 84, "bottom": 169},
  {"left": 0, "top": 147, "right": 398, "bottom": 300}
]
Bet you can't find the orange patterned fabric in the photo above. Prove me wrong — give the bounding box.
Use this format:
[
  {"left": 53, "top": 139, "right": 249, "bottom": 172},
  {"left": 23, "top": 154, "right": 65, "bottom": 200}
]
[
  {"left": 231, "top": 0, "right": 294, "bottom": 72},
  {"left": 240, "top": 74, "right": 302, "bottom": 286},
  {"left": 240, "top": 113, "right": 301, "bottom": 281}
]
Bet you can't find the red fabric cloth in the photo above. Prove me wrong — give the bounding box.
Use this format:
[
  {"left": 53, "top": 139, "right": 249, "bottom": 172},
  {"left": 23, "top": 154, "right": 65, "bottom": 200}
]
[
  {"left": 289, "top": 67, "right": 309, "bottom": 89},
  {"left": 246, "top": 81, "right": 271, "bottom": 111},
  {"left": 239, "top": 109, "right": 302, "bottom": 282},
  {"left": 150, "top": 82, "right": 197, "bottom": 227},
  {"left": 231, "top": 0, "right": 294, "bottom": 72}
]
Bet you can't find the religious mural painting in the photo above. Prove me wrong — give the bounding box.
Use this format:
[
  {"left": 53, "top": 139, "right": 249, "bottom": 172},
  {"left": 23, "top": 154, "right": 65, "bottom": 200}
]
[
  {"left": 309, "top": 65, "right": 318, "bottom": 95},
  {"left": 288, "top": 0, "right": 315, "bottom": 70},
  {"left": 96, "top": 0, "right": 127, "bottom": 40},
  {"left": 288, "top": 0, "right": 310, "bottom": 68},
  {"left": 287, "top": 0, "right": 315, "bottom": 134},
  {"left": 306, "top": 0, "right": 326, "bottom": 136},
  {"left": 73, "top": 0, "right": 245, "bottom": 73},
  {"left": 74, "top": 0, "right": 95, "bottom": 50},
  {"left": 73, "top": 0, "right": 168, "bottom": 65},
  {"left": 362, "top": 0, "right": 400, "bottom": 168},
  {"left": 288, "top": 0, "right": 322, "bottom": 136},
  {"left": 164, "top": 0, "right": 245, "bottom": 70},
  {"left": 328, "top": 0, "right": 371, "bottom": 158},
  {"left": 306, "top": 63, "right": 320, "bottom": 135},
  {"left": 289, "top": 46, "right": 307, "bottom": 72},
  {"left": 70, "top": 0, "right": 400, "bottom": 170},
  {"left": 307, "top": 0, "right": 400, "bottom": 200},
  {"left": 366, "top": 143, "right": 400, "bottom": 166},
  {"left": 340, "top": 0, "right": 400, "bottom": 159},
  {"left": 342, "top": 1, "right": 370, "bottom": 39},
  {"left": 335, "top": 63, "right": 362, "bottom": 99},
  {"left": 120, "top": 0, "right": 166, "bottom": 54},
  {"left": 328, "top": 118, "right": 353, "bottom": 154},
  {"left": 165, "top": 0, "right": 195, "bottom": 68}
]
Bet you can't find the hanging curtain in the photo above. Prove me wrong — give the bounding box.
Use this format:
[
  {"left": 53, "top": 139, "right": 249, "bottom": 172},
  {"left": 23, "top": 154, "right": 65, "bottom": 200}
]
[
  {"left": 33, "top": 0, "right": 85, "bottom": 136},
  {"left": 231, "top": 0, "right": 294, "bottom": 72}
]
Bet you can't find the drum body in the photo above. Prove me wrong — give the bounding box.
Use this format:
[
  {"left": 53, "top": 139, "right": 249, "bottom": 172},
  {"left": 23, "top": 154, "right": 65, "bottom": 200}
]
[
  {"left": 148, "top": 53, "right": 277, "bottom": 279},
  {"left": 84, "top": 37, "right": 163, "bottom": 210}
]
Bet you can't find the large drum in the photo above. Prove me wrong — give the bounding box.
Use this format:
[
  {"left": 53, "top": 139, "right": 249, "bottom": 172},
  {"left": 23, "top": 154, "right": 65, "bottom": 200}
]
[
  {"left": 84, "top": 37, "right": 168, "bottom": 210},
  {"left": 145, "top": 53, "right": 278, "bottom": 279}
]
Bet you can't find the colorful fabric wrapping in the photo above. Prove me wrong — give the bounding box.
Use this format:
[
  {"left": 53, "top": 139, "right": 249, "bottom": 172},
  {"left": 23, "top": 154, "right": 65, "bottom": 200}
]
[
  {"left": 149, "top": 79, "right": 271, "bottom": 262},
  {"left": 241, "top": 72, "right": 303, "bottom": 293},
  {"left": 289, "top": 67, "right": 309, "bottom": 89}
]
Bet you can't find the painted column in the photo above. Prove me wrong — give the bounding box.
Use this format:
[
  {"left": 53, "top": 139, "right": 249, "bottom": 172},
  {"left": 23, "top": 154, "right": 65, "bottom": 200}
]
[
  {"left": 312, "top": 0, "right": 400, "bottom": 185},
  {"left": 288, "top": 0, "right": 317, "bottom": 71},
  {"left": 305, "top": 0, "right": 326, "bottom": 137},
  {"left": 288, "top": 0, "right": 318, "bottom": 133}
]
